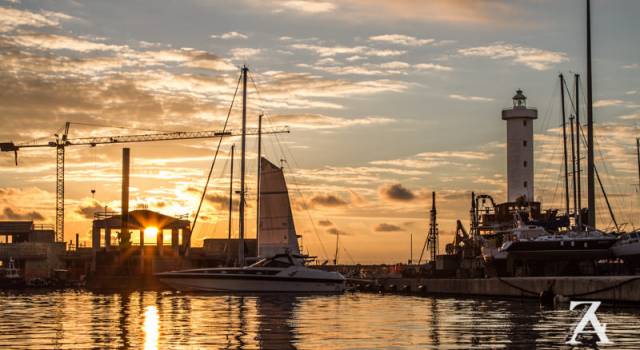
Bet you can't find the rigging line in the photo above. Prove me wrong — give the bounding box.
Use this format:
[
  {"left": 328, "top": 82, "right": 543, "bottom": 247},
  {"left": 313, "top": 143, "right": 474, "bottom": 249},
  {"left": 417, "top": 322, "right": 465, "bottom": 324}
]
[
  {"left": 578, "top": 123, "right": 625, "bottom": 230},
  {"left": 263, "top": 114, "right": 330, "bottom": 261},
  {"left": 192, "top": 70, "right": 243, "bottom": 235},
  {"left": 249, "top": 72, "right": 330, "bottom": 259},
  {"left": 342, "top": 246, "right": 356, "bottom": 265}
]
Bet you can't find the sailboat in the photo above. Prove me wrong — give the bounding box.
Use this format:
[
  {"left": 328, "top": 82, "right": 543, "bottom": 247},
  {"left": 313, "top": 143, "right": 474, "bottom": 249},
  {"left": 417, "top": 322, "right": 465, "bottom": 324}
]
[
  {"left": 157, "top": 158, "right": 346, "bottom": 292},
  {"left": 157, "top": 66, "right": 345, "bottom": 292}
]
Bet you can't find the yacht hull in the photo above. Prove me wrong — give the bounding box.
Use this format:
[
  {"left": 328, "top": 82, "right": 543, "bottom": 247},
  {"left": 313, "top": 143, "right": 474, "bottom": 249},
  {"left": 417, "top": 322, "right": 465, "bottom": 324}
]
[{"left": 158, "top": 274, "right": 346, "bottom": 293}]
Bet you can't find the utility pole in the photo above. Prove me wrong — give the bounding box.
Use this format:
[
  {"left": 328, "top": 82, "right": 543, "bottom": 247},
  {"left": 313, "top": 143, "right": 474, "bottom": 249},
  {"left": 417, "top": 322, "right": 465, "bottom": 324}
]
[
  {"left": 238, "top": 65, "right": 248, "bottom": 267},
  {"left": 560, "top": 74, "right": 571, "bottom": 218},
  {"left": 586, "top": 0, "right": 596, "bottom": 229}
]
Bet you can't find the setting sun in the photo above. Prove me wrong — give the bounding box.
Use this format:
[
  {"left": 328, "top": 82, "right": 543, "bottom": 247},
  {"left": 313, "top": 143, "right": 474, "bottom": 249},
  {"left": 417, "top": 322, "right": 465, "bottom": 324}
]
[{"left": 143, "top": 227, "right": 159, "bottom": 244}]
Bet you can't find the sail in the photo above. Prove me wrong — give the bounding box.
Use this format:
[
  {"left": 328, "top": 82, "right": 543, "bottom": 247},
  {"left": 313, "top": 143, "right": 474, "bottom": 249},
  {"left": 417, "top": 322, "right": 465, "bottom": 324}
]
[{"left": 258, "top": 157, "right": 300, "bottom": 257}]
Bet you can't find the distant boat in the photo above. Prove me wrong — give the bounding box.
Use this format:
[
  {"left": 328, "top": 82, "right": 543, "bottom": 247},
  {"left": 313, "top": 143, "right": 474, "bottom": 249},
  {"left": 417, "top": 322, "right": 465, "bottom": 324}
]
[
  {"left": 0, "top": 258, "right": 24, "bottom": 288},
  {"left": 156, "top": 158, "right": 346, "bottom": 293}
]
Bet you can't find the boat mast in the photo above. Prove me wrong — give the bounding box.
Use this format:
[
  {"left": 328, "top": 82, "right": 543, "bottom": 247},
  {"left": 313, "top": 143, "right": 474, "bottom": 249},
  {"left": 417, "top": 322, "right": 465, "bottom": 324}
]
[
  {"left": 560, "top": 74, "right": 570, "bottom": 218},
  {"left": 637, "top": 138, "right": 640, "bottom": 194},
  {"left": 239, "top": 65, "right": 248, "bottom": 266},
  {"left": 575, "top": 74, "right": 582, "bottom": 231},
  {"left": 226, "top": 144, "right": 234, "bottom": 264},
  {"left": 256, "top": 113, "right": 262, "bottom": 244},
  {"left": 569, "top": 115, "right": 578, "bottom": 228},
  {"left": 428, "top": 192, "right": 438, "bottom": 263},
  {"left": 586, "top": 0, "right": 596, "bottom": 229},
  {"left": 334, "top": 229, "right": 339, "bottom": 265}
]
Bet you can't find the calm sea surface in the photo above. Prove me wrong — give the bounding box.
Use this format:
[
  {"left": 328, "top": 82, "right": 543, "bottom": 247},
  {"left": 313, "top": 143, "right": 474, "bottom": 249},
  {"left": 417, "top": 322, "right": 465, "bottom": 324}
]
[{"left": 0, "top": 290, "right": 639, "bottom": 349}]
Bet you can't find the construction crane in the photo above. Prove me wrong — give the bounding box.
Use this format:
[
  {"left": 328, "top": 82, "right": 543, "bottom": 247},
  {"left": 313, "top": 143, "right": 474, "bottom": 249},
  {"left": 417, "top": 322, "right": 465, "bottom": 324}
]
[{"left": 0, "top": 122, "right": 289, "bottom": 242}]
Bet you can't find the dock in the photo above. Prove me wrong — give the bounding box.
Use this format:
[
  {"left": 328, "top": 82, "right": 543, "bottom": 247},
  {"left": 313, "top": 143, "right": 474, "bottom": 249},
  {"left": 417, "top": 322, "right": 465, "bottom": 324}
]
[{"left": 352, "top": 276, "right": 640, "bottom": 303}]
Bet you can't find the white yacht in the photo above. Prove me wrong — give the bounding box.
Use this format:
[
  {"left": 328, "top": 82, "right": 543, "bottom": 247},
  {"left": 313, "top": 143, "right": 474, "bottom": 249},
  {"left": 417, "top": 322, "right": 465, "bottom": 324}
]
[{"left": 157, "top": 158, "right": 346, "bottom": 293}]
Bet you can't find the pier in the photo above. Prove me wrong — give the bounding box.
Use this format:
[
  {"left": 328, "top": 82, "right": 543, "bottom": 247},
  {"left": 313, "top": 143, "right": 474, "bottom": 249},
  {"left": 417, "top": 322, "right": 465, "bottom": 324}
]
[{"left": 352, "top": 276, "right": 640, "bottom": 303}]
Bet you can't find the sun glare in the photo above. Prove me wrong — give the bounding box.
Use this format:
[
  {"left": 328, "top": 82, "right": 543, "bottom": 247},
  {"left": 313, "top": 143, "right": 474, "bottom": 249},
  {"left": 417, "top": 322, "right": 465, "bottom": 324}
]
[
  {"left": 143, "top": 305, "right": 159, "bottom": 350},
  {"left": 143, "top": 226, "right": 159, "bottom": 244}
]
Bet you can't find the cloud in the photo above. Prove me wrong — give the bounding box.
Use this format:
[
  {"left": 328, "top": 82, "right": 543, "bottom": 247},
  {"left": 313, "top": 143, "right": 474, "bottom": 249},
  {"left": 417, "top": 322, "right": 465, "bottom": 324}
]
[
  {"left": 268, "top": 114, "right": 394, "bottom": 128},
  {"left": 277, "top": 0, "right": 336, "bottom": 14},
  {"left": 1, "top": 207, "right": 45, "bottom": 221},
  {"left": 623, "top": 63, "right": 639, "bottom": 69},
  {"left": 309, "top": 194, "right": 348, "bottom": 207},
  {"left": 448, "top": 94, "right": 494, "bottom": 102},
  {"left": 0, "top": 7, "right": 71, "bottom": 32},
  {"left": 291, "top": 43, "right": 367, "bottom": 57},
  {"left": 211, "top": 31, "right": 248, "bottom": 40},
  {"left": 378, "top": 183, "right": 416, "bottom": 202},
  {"left": 326, "top": 227, "right": 349, "bottom": 236},
  {"left": 619, "top": 112, "right": 640, "bottom": 120},
  {"left": 318, "top": 219, "right": 333, "bottom": 227},
  {"left": 75, "top": 200, "right": 107, "bottom": 219},
  {"left": 369, "top": 34, "right": 434, "bottom": 46},
  {"left": 230, "top": 47, "right": 262, "bottom": 60},
  {"left": 593, "top": 99, "right": 624, "bottom": 108},
  {"left": 304, "top": 61, "right": 452, "bottom": 76},
  {"left": 458, "top": 42, "right": 568, "bottom": 70},
  {"left": 205, "top": 193, "right": 239, "bottom": 211},
  {"left": 253, "top": 0, "right": 521, "bottom": 25},
  {"left": 9, "top": 33, "right": 126, "bottom": 52},
  {"left": 415, "top": 63, "right": 453, "bottom": 72},
  {"left": 373, "top": 223, "right": 404, "bottom": 232},
  {"left": 371, "top": 151, "right": 492, "bottom": 169}
]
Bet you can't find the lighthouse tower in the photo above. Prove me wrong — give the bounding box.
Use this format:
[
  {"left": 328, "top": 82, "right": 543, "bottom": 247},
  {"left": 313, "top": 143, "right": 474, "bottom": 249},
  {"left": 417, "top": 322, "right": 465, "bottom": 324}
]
[{"left": 502, "top": 89, "right": 537, "bottom": 202}]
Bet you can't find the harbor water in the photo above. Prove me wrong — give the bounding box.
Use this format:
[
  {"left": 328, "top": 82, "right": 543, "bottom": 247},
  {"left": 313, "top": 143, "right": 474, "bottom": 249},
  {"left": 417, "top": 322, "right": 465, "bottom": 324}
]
[{"left": 0, "top": 291, "right": 639, "bottom": 349}]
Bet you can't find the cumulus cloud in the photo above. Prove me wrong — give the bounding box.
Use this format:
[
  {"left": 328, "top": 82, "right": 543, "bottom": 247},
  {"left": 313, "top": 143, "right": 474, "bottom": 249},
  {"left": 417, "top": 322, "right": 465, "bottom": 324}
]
[
  {"left": 75, "top": 200, "right": 107, "bottom": 219},
  {"left": 309, "top": 194, "right": 348, "bottom": 208},
  {"left": 373, "top": 223, "right": 404, "bottom": 232},
  {"left": 369, "top": 34, "right": 434, "bottom": 46},
  {"left": 378, "top": 183, "right": 416, "bottom": 202},
  {"left": 205, "top": 193, "right": 239, "bottom": 211},
  {"left": 211, "top": 31, "right": 248, "bottom": 40},
  {"left": 1, "top": 207, "right": 45, "bottom": 221},
  {"left": 318, "top": 219, "right": 333, "bottom": 227},
  {"left": 326, "top": 227, "right": 349, "bottom": 236},
  {"left": 458, "top": 42, "right": 568, "bottom": 70}
]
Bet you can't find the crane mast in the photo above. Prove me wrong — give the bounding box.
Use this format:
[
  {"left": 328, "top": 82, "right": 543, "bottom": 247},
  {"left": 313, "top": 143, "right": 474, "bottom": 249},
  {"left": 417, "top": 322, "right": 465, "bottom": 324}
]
[{"left": 1, "top": 124, "right": 289, "bottom": 243}]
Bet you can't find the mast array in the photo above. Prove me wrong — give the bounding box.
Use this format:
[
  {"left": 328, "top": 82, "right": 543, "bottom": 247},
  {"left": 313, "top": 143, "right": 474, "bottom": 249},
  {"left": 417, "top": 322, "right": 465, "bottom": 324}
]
[
  {"left": 586, "top": 0, "right": 596, "bottom": 228},
  {"left": 559, "top": 74, "right": 570, "bottom": 218},
  {"left": 239, "top": 65, "right": 248, "bottom": 266}
]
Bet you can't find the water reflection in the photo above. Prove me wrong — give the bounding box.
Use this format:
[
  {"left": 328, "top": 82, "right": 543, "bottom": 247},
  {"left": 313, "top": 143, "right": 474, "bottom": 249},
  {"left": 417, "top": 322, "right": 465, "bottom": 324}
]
[
  {"left": 256, "top": 295, "right": 298, "bottom": 350},
  {"left": 1, "top": 291, "right": 640, "bottom": 349},
  {"left": 143, "top": 305, "right": 159, "bottom": 350}
]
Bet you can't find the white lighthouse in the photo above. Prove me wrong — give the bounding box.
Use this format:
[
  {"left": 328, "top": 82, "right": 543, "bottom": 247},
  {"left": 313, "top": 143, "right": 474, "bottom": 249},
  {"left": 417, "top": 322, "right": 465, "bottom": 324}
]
[{"left": 502, "top": 89, "right": 537, "bottom": 202}]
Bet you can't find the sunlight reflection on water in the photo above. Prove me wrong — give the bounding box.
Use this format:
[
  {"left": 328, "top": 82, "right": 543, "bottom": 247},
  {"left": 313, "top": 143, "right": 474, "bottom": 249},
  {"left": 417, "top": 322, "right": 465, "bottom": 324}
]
[
  {"left": 0, "top": 291, "right": 639, "bottom": 349},
  {"left": 143, "top": 305, "right": 159, "bottom": 350}
]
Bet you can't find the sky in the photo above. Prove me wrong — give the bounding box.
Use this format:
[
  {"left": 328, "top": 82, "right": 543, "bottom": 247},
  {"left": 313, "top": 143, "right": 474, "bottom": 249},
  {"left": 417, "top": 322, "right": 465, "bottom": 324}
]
[{"left": 1, "top": 0, "right": 639, "bottom": 264}]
